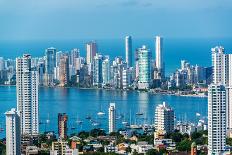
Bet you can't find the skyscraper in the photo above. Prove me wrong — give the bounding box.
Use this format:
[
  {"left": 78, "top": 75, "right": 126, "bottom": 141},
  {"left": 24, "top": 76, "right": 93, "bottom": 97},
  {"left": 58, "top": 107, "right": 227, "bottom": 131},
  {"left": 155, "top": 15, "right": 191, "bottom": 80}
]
[
  {"left": 208, "top": 84, "right": 226, "bottom": 154},
  {"left": 5, "top": 108, "right": 21, "bottom": 155},
  {"left": 86, "top": 41, "right": 97, "bottom": 65},
  {"left": 108, "top": 103, "right": 116, "bottom": 133},
  {"left": 70, "top": 48, "right": 80, "bottom": 67},
  {"left": 125, "top": 36, "right": 132, "bottom": 68},
  {"left": 226, "top": 54, "right": 232, "bottom": 136},
  {"left": 45, "top": 47, "right": 56, "bottom": 86},
  {"left": 155, "top": 102, "right": 174, "bottom": 133},
  {"left": 16, "top": 54, "right": 39, "bottom": 135},
  {"left": 93, "top": 53, "right": 103, "bottom": 87},
  {"left": 211, "top": 46, "right": 227, "bottom": 85},
  {"left": 59, "top": 55, "right": 69, "bottom": 86},
  {"left": 155, "top": 36, "right": 165, "bottom": 79},
  {"left": 31, "top": 70, "right": 39, "bottom": 134},
  {"left": 137, "top": 45, "right": 151, "bottom": 89},
  {"left": 102, "top": 57, "right": 110, "bottom": 86},
  {"left": 208, "top": 46, "right": 227, "bottom": 154},
  {"left": 58, "top": 113, "right": 68, "bottom": 139}
]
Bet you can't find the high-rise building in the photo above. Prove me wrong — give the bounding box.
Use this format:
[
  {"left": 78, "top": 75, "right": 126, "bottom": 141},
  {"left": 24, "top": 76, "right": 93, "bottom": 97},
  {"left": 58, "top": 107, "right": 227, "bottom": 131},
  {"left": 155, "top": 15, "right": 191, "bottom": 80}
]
[
  {"left": 59, "top": 55, "right": 69, "bottom": 86},
  {"left": 125, "top": 36, "right": 132, "bottom": 68},
  {"left": 51, "top": 139, "right": 68, "bottom": 155},
  {"left": 45, "top": 47, "right": 56, "bottom": 86},
  {"left": 108, "top": 103, "right": 116, "bottom": 133},
  {"left": 155, "top": 102, "right": 174, "bottom": 133},
  {"left": 0, "top": 57, "right": 4, "bottom": 70},
  {"left": 70, "top": 48, "right": 80, "bottom": 67},
  {"left": 31, "top": 70, "right": 39, "bottom": 134},
  {"left": 211, "top": 46, "right": 232, "bottom": 139},
  {"left": 93, "top": 53, "right": 103, "bottom": 87},
  {"left": 56, "top": 51, "right": 63, "bottom": 67},
  {"left": 122, "top": 68, "right": 132, "bottom": 89},
  {"left": 16, "top": 54, "right": 39, "bottom": 135},
  {"left": 155, "top": 36, "right": 165, "bottom": 79},
  {"left": 5, "top": 108, "right": 21, "bottom": 155},
  {"left": 137, "top": 45, "right": 151, "bottom": 89},
  {"left": 208, "top": 84, "right": 226, "bottom": 154},
  {"left": 102, "top": 57, "right": 110, "bottom": 86},
  {"left": 211, "top": 46, "right": 227, "bottom": 85},
  {"left": 226, "top": 54, "right": 232, "bottom": 136},
  {"left": 58, "top": 113, "right": 68, "bottom": 139},
  {"left": 86, "top": 41, "right": 97, "bottom": 65}
]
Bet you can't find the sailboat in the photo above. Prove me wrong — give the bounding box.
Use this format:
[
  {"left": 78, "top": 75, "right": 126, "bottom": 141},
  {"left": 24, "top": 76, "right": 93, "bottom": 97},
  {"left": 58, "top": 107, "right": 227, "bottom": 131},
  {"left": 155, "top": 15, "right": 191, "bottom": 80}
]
[
  {"left": 46, "top": 113, "right": 50, "bottom": 124},
  {"left": 122, "top": 113, "right": 128, "bottom": 125},
  {"left": 97, "top": 104, "right": 105, "bottom": 116},
  {"left": 136, "top": 110, "right": 144, "bottom": 116}
]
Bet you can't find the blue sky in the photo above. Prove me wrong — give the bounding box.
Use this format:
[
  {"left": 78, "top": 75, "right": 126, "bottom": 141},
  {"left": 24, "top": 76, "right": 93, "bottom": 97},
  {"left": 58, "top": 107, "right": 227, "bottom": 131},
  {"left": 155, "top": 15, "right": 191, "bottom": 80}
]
[{"left": 0, "top": 0, "right": 232, "bottom": 40}]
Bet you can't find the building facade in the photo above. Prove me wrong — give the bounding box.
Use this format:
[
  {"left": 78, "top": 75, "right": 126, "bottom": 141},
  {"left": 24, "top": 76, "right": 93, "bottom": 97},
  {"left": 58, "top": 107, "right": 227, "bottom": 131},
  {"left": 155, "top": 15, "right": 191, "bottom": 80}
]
[
  {"left": 16, "top": 54, "right": 39, "bottom": 135},
  {"left": 155, "top": 36, "right": 165, "bottom": 80},
  {"left": 5, "top": 108, "right": 21, "bottom": 155},
  {"left": 125, "top": 36, "right": 132, "bottom": 68},
  {"left": 58, "top": 113, "right": 68, "bottom": 139},
  {"left": 137, "top": 45, "right": 151, "bottom": 89},
  {"left": 155, "top": 102, "right": 174, "bottom": 133},
  {"left": 86, "top": 41, "right": 97, "bottom": 65},
  {"left": 208, "top": 84, "right": 226, "bottom": 154},
  {"left": 108, "top": 103, "right": 116, "bottom": 133}
]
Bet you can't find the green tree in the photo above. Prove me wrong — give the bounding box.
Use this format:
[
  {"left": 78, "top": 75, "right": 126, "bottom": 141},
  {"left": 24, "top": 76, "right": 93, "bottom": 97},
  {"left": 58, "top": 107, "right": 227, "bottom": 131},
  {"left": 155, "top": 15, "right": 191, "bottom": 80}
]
[
  {"left": 146, "top": 149, "right": 159, "bottom": 155},
  {"left": 176, "top": 139, "right": 192, "bottom": 151},
  {"left": 226, "top": 138, "right": 232, "bottom": 146},
  {"left": 170, "top": 132, "right": 183, "bottom": 143}
]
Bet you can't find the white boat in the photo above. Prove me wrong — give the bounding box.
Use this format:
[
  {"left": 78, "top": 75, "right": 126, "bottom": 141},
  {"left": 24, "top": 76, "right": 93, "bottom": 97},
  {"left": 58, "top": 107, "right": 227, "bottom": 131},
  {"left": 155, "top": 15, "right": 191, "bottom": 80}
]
[
  {"left": 92, "top": 122, "right": 100, "bottom": 126},
  {"left": 130, "top": 124, "right": 142, "bottom": 129},
  {"left": 97, "top": 111, "right": 105, "bottom": 116},
  {"left": 122, "top": 121, "right": 128, "bottom": 125}
]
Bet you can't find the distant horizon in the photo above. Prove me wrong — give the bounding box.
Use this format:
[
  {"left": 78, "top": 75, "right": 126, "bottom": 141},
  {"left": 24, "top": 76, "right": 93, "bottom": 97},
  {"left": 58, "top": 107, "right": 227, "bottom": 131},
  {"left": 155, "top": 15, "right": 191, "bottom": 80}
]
[{"left": 1, "top": 36, "right": 232, "bottom": 42}]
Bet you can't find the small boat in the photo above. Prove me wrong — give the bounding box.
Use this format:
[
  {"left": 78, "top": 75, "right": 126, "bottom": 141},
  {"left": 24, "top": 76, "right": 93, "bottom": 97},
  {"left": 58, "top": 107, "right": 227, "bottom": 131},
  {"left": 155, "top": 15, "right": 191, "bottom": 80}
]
[
  {"left": 92, "top": 122, "right": 100, "bottom": 126},
  {"left": 76, "top": 120, "right": 83, "bottom": 124},
  {"left": 46, "top": 119, "right": 50, "bottom": 124},
  {"left": 71, "top": 127, "right": 76, "bottom": 130},
  {"left": 130, "top": 124, "right": 142, "bottom": 129},
  {"left": 122, "top": 121, "right": 128, "bottom": 125},
  {"left": 86, "top": 116, "right": 91, "bottom": 120},
  {"left": 136, "top": 112, "right": 144, "bottom": 116},
  {"left": 0, "top": 128, "right": 4, "bottom": 131},
  {"left": 116, "top": 114, "right": 123, "bottom": 120},
  {"left": 97, "top": 111, "right": 105, "bottom": 116}
]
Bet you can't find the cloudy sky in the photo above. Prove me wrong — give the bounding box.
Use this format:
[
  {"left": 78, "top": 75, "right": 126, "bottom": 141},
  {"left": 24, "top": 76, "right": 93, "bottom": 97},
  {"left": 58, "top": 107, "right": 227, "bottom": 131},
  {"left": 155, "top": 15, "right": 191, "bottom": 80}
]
[{"left": 0, "top": 0, "right": 231, "bottom": 40}]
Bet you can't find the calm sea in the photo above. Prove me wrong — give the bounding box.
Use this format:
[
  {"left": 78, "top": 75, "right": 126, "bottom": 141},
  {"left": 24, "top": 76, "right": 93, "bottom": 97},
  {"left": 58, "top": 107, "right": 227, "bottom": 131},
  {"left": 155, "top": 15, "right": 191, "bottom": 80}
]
[
  {"left": 1, "top": 38, "right": 232, "bottom": 74},
  {"left": 0, "top": 86, "right": 207, "bottom": 138}
]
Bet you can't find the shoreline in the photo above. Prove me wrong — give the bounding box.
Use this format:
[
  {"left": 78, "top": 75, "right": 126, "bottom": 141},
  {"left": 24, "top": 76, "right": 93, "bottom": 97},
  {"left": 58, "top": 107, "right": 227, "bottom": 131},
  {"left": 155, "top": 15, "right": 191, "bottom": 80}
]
[{"left": 0, "top": 84, "right": 207, "bottom": 98}]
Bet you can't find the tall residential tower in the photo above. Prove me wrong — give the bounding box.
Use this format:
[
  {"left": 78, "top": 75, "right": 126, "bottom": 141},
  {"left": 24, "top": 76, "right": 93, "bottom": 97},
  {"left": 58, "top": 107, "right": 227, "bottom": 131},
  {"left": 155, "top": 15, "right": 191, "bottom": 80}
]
[
  {"left": 155, "top": 36, "right": 165, "bottom": 79},
  {"left": 16, "top": 54, "right": 39, "bottom": 135},
  {"left": 108, "top": 103, "right": 116, "bottom": 133},
  {"left": 155, "top": 102, "right": 174, "bottom": 133},
  {"left": 5, "top": 108, "right": 21, "bottom": 155},
  {"left": 125, "top": 36, "right": 132, "bottom": 68},
  {"left": 137, "top": 45, "right": 151, "bottom": 89},
  {"left": 86, "top": 41, "right": 97, "bottom": 65}
]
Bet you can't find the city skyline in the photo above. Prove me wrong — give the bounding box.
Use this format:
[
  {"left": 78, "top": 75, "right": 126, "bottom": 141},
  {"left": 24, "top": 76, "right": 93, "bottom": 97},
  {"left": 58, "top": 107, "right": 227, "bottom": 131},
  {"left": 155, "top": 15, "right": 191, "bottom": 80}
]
[
  {"left": 0, "top": 0, "right": 232, "bottom": 40},
  {"left": 1, "top": 0, "right": 232, "bottom": 154}
]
